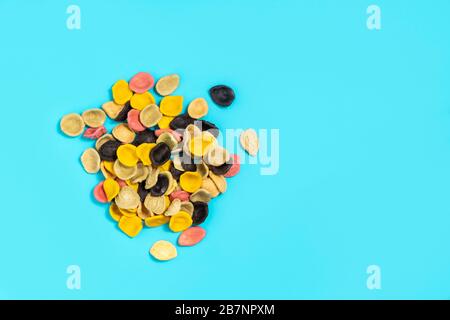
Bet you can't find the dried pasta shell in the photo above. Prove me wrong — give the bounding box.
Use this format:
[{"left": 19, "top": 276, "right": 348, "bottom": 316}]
[
  {"left": 127, "top": 109, "right": 146, "bottom": 132},
  {"left": 196, "top": 162, "right": 209, "bottom": 178},
  {"left": 204, "top": 146, "right": 230, "bottom": 167},
  {"left": 158, "top": 116, "right": 174, "bottom": 129},
  {"left": 186, "top": 123, "right": 202, "bottom": 138},
  {"left": 115, "top": 186, "right": 140, "bottom": 210},
  {"left": 190, "top": 189, "right": 211, "bottom": 203},
  {"left": 135, "top": 166, "right": 150, "bottom": 185},
  {"left": 159, "top": 159, "right": 172, "bottom": 172},
  {"left": 164, "top": 198, "right": 181, "bottom": 216},
  {"left": 160, "top": 96, "right": 183, "bottom": 116},
  {"left": 201, "top": 178, "right": 220, "bottom": 198},
  {"left": 155, "top": 74, "right": 180, "bottom": 96},
  {"left": 112, "top": 123, "right": 136, "bottom": 144},
  {"left": 109, "top": 203, "right": 122, "bottom": 221},
  {"left": 117, "top": 144, "right": 139, "bottom": 167},
  {"left": 209, "top": 171, "right": 227, "bottom": 193},
  {"left": 140, "top": 104, "right": 162, "bottom": 128},
  {"left": 118, "top": 215, "right": 143, "bottom": 238},
  {"left": 159, "top": 171, "right": 176, "bottom": 195},
  {"left": 130, "top": 163, "right": 149, "bottom": 184},
  {"left": 95, "top": 134, "right": 115, "bottom": 151},
  {"left": 187, "top": 98, "right": 208, "bottom": 119},
  {"left": 115, "top": 101, "right": 132, "bottom": 122},
  {"left": 112, "top": 80, "right": 133, "bottom": 105},
  {"left": 125, "top": 179, "right": 139, "bottom": 192},
  {"left": 172, "top": 155, "right": 185, "bottom": 172},
  {"left": 145, "top": 166, "right": 160, "bottom": 189},
  {"left": 103, "top": 178, "right": 120, "bottom": 201},
  {"left": 102, "top": 101, "right": 124, "bottom": 119},
  {"left": 83, "top": 126, "right": 107, "bottom": 139},
  {"left": 180, "top": 201, "right": 194, "bottom": 215},
  {"left": 136, "top": 143, "right": 155, "bottom": 166},
  {"left": 166, "top": 177, "right": 178, "bottom": 196},
  {"left": 144, "top": 194, "right": 166, "bottom": 215},
  {"left": 119, "top": 207, "right": 138, "bottom": 217},
  {"left": 188, "top": 132, "right": 216, "bottom": 157},
  {"left": 145, "top": 215, "right": 170, "bottom": 227},
  {"left": 170, "top": 190, "right": 190, "bottom": 202},
  {"left": 100, "top": 162, "right": 116, "bottom": 179},
  {"left": 150, "top": 240, "right": 177, "bottom": 261},
  {"left": 179, "top": 171, "right": 202, "bottom": 193},
  {"left": 60, "top": 113, "right": 85, "bottom": 137},
  {"left": 129, "top": 72, "right": 154, "bottom": 93},
  {"left": 164, "top": 196, "right": 171, "bottom": 211},
  {"left": 80, "top": 148, "right": 100, "bottom": 174},
  {"left": 181, "top": 124, "right": 201, "bottom": 157},
  {"left": 100, "top": 160, "right": 116, "bottom": 178},
  {"left": 137, "top": 202, "right": 153, "bottom": 220},
  {"left": 113, "top": 159, "right": 137, "bottom": 180},
  {"left": 169, "top": 211, "right": 193, "bottom": 232},
  {"left": 82, "top": 108, "right": 106, "bottom": 128},
  {"left": 240, "top": 128, "right": 259, "bottom": 156},
  {"left": 156, "top": 132, "right": 179, "bottom": 150},
  {"left": 130, "top": 92, "right": 155, "bottom": 110}
]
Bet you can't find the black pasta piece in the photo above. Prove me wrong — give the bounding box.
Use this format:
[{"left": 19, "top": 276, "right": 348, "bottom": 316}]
[
  {"left": 197, "top": 120, "right": 219, "bottom": 137},
  {"left": 209, "top": 162, "right": 233, "bottom": 175},
  {"left": 179, "top": 152, "right": 197, "bottom": 172},
  {"left": 137, "top": 181, "right": 149, "bottom": 202},
  {"left": 150, "top": 142, "right": 171, "bottom": 166},
  {"left": 149, "top": 174, "right": 169, "bottom": 197},
  {"left": 192, "top": 202, "right": 209, "bottom": 225},
  {"left": 169, "top": 113, "right": 195, "bottom": 130},
  {"left": 114, "top": 101, "right": 132, "bottom": 122},
  {"left": 133, "top": 129, "right": 157, "bottom": 146},
  {"left": 98, "top": 140, "right": 121, "bottom": 161},
  {"left": 209, "top": 85, "right": 235, "bottom": 107},
  {"left": 169, "top": 163, "right": 184, "bottom": 181}
]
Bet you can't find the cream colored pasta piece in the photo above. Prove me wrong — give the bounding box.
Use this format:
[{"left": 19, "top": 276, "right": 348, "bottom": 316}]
[
  {"left": 208, "top": 171, "right": 227, "bottom": 193},
  {"left": 150, "top": 240, "right": 177, "bottom": 261},
  {"left": 155, "top": 74, "right": 180, "bottom": 96},
  {"left": 180, "top": 201, "right": 194, "bottom": 216},
  {"left": 113, "top": 159, "right": 137, "bottom": 180},
  {"left": 137, "top": 202, "right": 153, "bottom": 220},
  {"left": 201, "top": 177, "right": 220, "bottom": 198},
  {"left": 145, "top": 166, "right": 160, "bottom": 189},
  {"left": 189, "top": 189, "right": 211, "bottom": 203},
  {"left": 204, "top": 146, "right": 230, "bottom": 167},
  {"left": 159, "top": 171, "right": 175, "bottom": 196},
  {"left": 181, "top": 124, "right": 202, "bottom": 156},
  {"left": 187, "top": 98, "right": 208, "bottom": 119},
  {"left": 115, "top": 186, "right": 140, "bottom": 210},
  {"left": 102, "top": 101, "right": 124, "bottom": 119},
  {"left": 196, "top": 162, "right": 209, "bottom": 178},
  {"left": 130, "top": 163, "right": 149, "bottom": 184},
  {"left": 144, "top": 195, "right": 166, "bottom": 215},
  {"left": 156, "top": 132, "right": 179, "bottom": 150},
  {"left": 82, "top": 108, "right": 106, "bottom": 128},
  {"left": 95, "top": 134, "right": 115, "bottom": 150},
  {"left": 164, "top": 198, "right": 181, "bottom": 216},
  {"left": 240, "top": 128, "right": 259, "bottom": 156},
  {"left": 80, "top": 148, "right": 101, "bottom": 174},
  {"left": 139, "top": 104, "right": 162, "bottom": 128},
  {"left": 60, "top": 113, "right": 85, "bottom": 137},
  {"left": 172, "top": 155, "right": 185, "bottom": 172},
  {"left": 112, "top": 123, "right": 136, "bottom": 143}
]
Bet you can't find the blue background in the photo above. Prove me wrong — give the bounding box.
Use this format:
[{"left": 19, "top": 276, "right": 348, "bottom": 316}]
[{"left": 0, "top": 0, "right": 449, "bottom": 299}]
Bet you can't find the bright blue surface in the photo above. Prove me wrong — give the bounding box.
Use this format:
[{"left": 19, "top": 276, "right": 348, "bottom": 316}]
[{"left": 0, "top": 0, "right": 450, "bottom": 299}]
